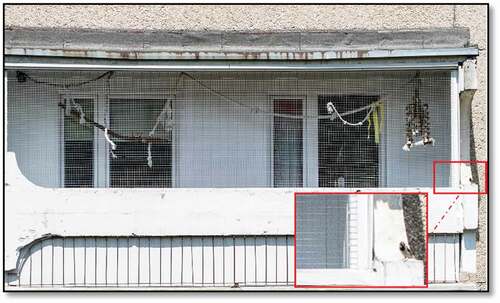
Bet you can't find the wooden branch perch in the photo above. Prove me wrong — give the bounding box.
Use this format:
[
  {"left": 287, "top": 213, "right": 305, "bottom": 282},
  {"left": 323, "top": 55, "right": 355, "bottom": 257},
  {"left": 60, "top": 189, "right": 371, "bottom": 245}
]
[{"left": 58, "top": 103, "right": 170, "bottom": 144}]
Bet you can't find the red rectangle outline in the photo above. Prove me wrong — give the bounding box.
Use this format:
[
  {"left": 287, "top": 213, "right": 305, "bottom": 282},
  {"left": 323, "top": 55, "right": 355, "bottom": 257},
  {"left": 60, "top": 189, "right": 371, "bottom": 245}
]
[
  {"left": 293, "top": 191, "right": 429, "bottom": 289},
  {"left": 433, "top": 160, "right": 488, "bottom": 195}
]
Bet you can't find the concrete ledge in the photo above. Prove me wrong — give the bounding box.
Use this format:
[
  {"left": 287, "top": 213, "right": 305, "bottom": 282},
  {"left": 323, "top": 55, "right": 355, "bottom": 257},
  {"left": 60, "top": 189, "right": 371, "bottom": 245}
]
[
  {"left": 427, "top": 282, "right": 481, "bottom": 291},
  {"left": 5, "top": 283, "right": 481, "bottom": 291},
  {"left": 4, "top": 27, "right": 472, "bottom": 60}
]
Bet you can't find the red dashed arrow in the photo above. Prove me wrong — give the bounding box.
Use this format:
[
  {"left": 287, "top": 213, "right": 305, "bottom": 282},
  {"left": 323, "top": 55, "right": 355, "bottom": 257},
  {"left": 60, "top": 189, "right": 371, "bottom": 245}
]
[{"left": 432, "top": 195, "right": 461, "bottom": 232}]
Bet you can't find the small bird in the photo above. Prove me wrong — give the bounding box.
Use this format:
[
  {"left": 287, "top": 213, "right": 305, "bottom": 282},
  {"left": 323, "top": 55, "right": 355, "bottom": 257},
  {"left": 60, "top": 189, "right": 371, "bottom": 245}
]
[
  {"left": 399, "top": 241, "right": 414, "bottom": 260},
  {"left": 231, "top": 282, "right": 240, "bottom": 288}
]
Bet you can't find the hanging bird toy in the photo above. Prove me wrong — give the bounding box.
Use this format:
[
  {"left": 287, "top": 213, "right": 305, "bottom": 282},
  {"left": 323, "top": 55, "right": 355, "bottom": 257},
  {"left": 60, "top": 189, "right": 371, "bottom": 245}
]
[{"left": 403, "top": 74, "right": 435, "bottom": 151}]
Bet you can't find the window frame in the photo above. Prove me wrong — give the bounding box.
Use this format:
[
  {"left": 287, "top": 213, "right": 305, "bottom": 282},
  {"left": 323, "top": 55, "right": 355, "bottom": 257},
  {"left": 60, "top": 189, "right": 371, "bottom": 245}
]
[
  {"left": 295, "top": 193, "right": 374, "bottom": 283},
  {"left": 269, "top": 95, "right": 307, "bottom": 188},
  {"left": 449, "top": 70, "right": 461, "bottom": 188},
  {"left": 316, "top": 94, "right": 382, "bottom": 188},
  {"left": 106, "top": 94, "right": 175, "bottom": 188},
  {"left": 59, "top": 92, "right": 175, "bottom": 188},
  {"left": 59, "top": 93, "right": 99, "bottom": 188},
  {"left": 274, "top": 92, "right": 388, "bottom": 188}
]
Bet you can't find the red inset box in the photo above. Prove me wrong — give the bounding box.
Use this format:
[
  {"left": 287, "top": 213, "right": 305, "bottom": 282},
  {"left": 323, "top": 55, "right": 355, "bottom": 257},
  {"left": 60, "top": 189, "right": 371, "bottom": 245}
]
[
  {"left": 433, "top": 160, "right": 488, "bottom": 195},
  {"left": 294, "top": 191, "right": 429, "bottom": 289}
]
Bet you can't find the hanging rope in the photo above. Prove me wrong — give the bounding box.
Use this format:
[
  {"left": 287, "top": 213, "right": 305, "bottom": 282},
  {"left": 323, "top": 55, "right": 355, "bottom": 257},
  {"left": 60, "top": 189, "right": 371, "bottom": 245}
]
[
  {"left": 149, "top": 99, "right": 174, "bottom": 135},
  {"left": 17, "top": 71, "right": 114, "bottom": 88},
  {"left": 326, "top": 101, "right": 374, "bottom": 126},
  {"left": 24, "top": 70, "right": 382, "bottom": 124},
  {"left": 59, "top": 103, "right": 167, "bottom": 144},
  {"left": 104, "top": 128, "right": 116, "bottom": 151},
  {"left": 64, "top": 98, "right": 86, "bottom": 124},
  {"left": 104, "top": 127, "right": 118, "bottom": 159},
  {"left": 27, "top": 70, "right": 386, "bottom": 166},
  {"left": 178, "top": 72, "right": 382, "bottom": 121},
  {"left": 147, "top": 143, "right": 153, "bottom": 168},
  {"left": 147, "top": 99, "right": 174, "bottom": 168}
]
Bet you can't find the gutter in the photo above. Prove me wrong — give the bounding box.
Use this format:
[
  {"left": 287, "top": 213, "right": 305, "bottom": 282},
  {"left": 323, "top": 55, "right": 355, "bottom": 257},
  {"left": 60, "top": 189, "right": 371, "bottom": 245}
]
[{"left": 4, "top": 61, "right": 464, "bottom": 72}]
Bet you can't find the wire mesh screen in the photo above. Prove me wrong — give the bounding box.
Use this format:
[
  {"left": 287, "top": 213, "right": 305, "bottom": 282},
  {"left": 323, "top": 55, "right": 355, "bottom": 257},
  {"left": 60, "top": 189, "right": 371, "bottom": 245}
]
[
  {"left": 295, "top": 194, "right": 352, "bottom": 269},
  {"left": 7, "top": 70, "right": 451, "bottom": 188},
  {"left": 318, "top": 95, "right": 380, "bottom": 188},
  {"left": 63, "top": 98, "right": 94, "bottom": 188},
  {"left": 109, "top": 98, "right": 172, "bottom": 188},
  {"left": 273, "top": 98, "right": 303, "bottom": 187}
]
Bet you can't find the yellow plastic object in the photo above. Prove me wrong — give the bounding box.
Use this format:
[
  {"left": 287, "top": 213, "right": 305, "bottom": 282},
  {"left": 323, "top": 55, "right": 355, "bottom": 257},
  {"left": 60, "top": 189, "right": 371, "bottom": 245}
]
[{"left": 370, "top": 101, "right": 384, "bottom": 144}]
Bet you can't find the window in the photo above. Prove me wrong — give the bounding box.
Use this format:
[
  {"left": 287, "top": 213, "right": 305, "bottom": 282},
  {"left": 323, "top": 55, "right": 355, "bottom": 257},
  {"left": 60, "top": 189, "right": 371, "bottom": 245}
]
[
  {"left": 109, "top": 98, "right": 172, "bottom": 188},
  {"left": 62, "top": 95, "right": 173, "bottom": 188},
  {"left": 63, "top": 98, "right": 94, "bottom": 187},
  {"left": 318, "top": 95, "right": 380, "bottom": 188},
  {"left": 273, "top": 98, "right": 303, "bottom": 187},
  {"left": 296, "top": 194, "right": 350, "bottom": 269}
]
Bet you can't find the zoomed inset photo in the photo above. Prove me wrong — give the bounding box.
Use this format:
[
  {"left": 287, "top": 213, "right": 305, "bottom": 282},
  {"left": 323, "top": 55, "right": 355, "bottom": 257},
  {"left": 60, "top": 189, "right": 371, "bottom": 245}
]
[{"left": 295, "top": 193, "right": 428, "bottom": 288}]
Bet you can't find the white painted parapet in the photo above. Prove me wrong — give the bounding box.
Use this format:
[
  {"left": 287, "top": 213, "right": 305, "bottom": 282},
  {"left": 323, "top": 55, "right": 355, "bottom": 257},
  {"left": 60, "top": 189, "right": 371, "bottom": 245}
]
[
  {"left": 6, "top": 152, "right": 299, "bottom": 271},
  {"left": 383, "top": 260, "right": 424, "bottom": 286},
  {"left": 373, "top": 194, "right": 424, "bottom": 286},
  {"left": 373, "top": 194, "right": 409, "bottom": 261},
  {"left": 4, "top": 151, "right": 469, "bottom": 286}
]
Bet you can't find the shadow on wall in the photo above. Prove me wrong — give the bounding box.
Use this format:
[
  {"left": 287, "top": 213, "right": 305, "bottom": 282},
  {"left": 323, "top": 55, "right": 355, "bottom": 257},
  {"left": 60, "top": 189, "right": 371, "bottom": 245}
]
[
  {"left": 401, "top": 194, "right": 426, "bottom": 280},
  {"left": 402, "top": 194, "right": 426, "bottom": 260},
  {"left": 467, "top": 96, "right": 481, "bottom": 186}
]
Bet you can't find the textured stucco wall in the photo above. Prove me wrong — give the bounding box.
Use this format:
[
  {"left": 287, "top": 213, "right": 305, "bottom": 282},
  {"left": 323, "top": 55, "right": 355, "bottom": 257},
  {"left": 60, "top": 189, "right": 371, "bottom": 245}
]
[
  {"left": 4, "top": 4, "right": 488, "bottom": 288},
  {"left": 2, "top": 5, "right": 460, "bottom": 31},
  {"left": 454, "top": 5, "right": 488, "bottom": 289}
]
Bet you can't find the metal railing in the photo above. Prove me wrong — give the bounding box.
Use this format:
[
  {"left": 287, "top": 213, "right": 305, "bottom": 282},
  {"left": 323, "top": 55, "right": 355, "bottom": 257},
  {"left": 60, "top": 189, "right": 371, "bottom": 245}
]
[{"left": 10, "top": 235, "right": 295, "bottom": 288}]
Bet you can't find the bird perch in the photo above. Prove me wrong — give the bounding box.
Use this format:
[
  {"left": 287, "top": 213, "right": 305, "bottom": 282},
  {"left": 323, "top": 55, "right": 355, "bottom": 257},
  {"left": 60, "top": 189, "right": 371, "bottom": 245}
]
[{"left": 58, "top": 103, "right": 170, "bottom": 144}]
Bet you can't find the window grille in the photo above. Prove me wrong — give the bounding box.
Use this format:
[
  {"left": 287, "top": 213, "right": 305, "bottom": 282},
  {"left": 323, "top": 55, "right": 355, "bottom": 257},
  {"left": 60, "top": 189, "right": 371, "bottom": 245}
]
[{"left": 7, "top": 70, "right": 451, "bottom": 188}]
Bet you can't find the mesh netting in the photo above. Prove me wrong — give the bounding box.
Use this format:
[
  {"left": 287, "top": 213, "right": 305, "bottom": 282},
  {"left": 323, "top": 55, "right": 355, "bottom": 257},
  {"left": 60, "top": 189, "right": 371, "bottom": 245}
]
[{"left": 7, "top": 70, "right": 451, "bottom": 188}]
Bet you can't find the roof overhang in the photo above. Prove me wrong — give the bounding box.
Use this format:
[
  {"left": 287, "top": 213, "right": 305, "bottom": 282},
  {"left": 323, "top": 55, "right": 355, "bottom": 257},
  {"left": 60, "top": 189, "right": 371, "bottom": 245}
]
[{"left": 4, "top": 27, "right": 479, "bottom": 71}]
